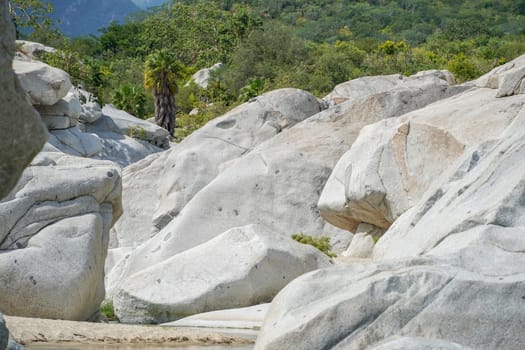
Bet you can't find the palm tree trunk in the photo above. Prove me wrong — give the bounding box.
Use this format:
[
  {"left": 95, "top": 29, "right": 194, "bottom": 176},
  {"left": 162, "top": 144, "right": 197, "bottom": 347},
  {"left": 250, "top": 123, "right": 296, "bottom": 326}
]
[{"left": 154, "top": 73, "right": 176, "bottom": 136}]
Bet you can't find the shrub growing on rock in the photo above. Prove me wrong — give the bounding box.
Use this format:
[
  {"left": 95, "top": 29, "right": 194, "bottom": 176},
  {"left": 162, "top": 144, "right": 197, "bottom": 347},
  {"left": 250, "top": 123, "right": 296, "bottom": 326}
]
[{"left": 291, "top": 234, "right": 336, "bottom": 258}]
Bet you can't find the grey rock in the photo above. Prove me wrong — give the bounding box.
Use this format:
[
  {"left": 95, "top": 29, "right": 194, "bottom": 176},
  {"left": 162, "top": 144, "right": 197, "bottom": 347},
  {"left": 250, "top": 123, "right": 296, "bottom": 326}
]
[
  {"left": 113, "top": 224, "right": 331, "bottom": 323},
  {"left": 6, "top": 335, "right": 25, "bottom": 350},
  {"left": 0, "top": 313, "right": 7, "bottom": 350},
  {"left": 0, "top": 0, "right": 47, "bottom": 199},
  {"left": 496, "top": 66, "right": 525, "bottom": 97},
  {"left": 476, "top": 53, "right": 525, "bottom": 89}
]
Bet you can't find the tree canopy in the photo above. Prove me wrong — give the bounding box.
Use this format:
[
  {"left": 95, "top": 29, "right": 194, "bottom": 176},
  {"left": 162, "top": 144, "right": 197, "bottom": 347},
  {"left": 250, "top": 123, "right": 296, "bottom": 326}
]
[{"left": 19, "top": 0, "right": 525, "bottom": 140}]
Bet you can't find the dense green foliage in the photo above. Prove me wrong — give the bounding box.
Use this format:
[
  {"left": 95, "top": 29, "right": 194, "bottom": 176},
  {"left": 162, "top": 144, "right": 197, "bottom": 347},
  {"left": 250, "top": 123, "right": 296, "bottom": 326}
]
[
  {"left": 291, "top": 234, "right": 336, "bottom": 258},
  {"left": 24, "top": 0, "right": 525, "bottom": 139}
]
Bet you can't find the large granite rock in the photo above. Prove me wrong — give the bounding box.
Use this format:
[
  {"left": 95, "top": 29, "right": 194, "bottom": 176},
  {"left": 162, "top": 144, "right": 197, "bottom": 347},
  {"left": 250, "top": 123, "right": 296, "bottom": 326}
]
[
  {"left": 256, "top": 59, "right": 525, "bottom": 350},
  {"left": 107, "top": 71, "right": 464, "bottom": 292},
  {"left": 111, "top": 88, "right": 324, "bottom": 248},
  {"left": 12, "top": 59, "right": 72, "bottom": 106},
  {"left": 0, "top": 152, "right": 122, "bottom": 320},
  {"left": 113, "top": 225, "right": 331, "bottom": 324},
  {"left": 255, "top": 256, "right": 524, "bottom": 350},
  {"left": 318, "top": 87, "right": 522, "bottom": 233},
  {"left": 373, "top": 99, "right": 525, "bottom": 260},
  {"left": 0, "top": 0, "right": 47, "bottom": 199}
]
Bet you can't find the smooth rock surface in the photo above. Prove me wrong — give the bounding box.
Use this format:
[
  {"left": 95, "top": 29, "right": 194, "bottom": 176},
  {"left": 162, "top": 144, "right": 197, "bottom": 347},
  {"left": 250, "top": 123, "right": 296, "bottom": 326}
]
[
  {"left": 162, "top": 303, "right": 269, "bottom": 330},
  {"left": 369, "top": 336, "right": 471, "bottom": 350},
  {"left": 85, "top": 105, "right": 170, "bottom": 148},
  {"left": 111, "top": 88, "right": 323, "bottom": 248},
  {"left": 36, "top": 91, "right": 82, "bottom": 119},
  {"left": 108, "top": 71, "right": 463, "bottom": 288},
  {"left": 319, "top": 87, "right": 522, "bottom": 232},
  {"left": 373, "top": 99, "right": 525, "bottom": 260},
  {"left": 496, "top": 66, "right": 525, "bottom": 97},
  {"left": 48, "top": 127, "right": 103, "bottom": 158},
  {"left": 0, "top": 0, "right": 47, "bottom": 198},
  {"left": 254, "top": 258, "right": 525, "bottom": 350},
  {"left": 475, "top": 53, "right": 525, "bottom": 90},
  {"left": 12, "top": 59, "right": 72, "bottom": 106},
  {"left": 113, "top": 225, "right": 331, "bottom": 323},
  {"left": 342, "top": 232, "right": 374, "bottom": 258},
  {"left": 0, "top": 152, "right": 122, "bottom": 320}
]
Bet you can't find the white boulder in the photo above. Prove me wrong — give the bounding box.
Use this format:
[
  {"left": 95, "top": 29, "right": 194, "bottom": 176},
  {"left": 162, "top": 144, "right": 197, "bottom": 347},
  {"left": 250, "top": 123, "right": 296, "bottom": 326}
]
[
  {"left": 107, "top": 70, "right": 463, "bottom": 288},
  {"left": 113, "top": 225, "right": 331, "bottom": 324},
  {"left": 373, "top": 100, "right": 525, "bottom": 260},
  {"left": 0, "top": 152, "right": 122, "bottom": 320},
  {"left": 255, "top": 257, "right": 525, "bottom": 350},
  {"left": 111, "top": 88, "right": 324, "bottom": 248},
  {"left": 12, "top": 59, "right": 72, "bottom": 106},
  {"left": 318, "top": 87, "right": 522, "bottom": 233},
  {"left": 189, "top": 62, "right": 223, "bottom": 88}
]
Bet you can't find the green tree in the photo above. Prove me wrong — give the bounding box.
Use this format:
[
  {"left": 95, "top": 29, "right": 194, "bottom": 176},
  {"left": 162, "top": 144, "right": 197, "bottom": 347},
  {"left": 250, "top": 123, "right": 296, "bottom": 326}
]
[
  {"left": 144, "top": 50, "right": 184, "bottom": 136},
  {"left": 112, "top": 84, "right": 147, "bottom": 119},
  {"left": 8, "top": 0, "right": 61, "bottom": 43}
]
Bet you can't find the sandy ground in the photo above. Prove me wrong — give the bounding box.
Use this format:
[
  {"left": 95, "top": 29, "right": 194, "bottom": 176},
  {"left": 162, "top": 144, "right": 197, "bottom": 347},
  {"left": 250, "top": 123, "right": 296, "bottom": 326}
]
[{"left": 5, "top": 316, "right": 254, "bottom": 346}]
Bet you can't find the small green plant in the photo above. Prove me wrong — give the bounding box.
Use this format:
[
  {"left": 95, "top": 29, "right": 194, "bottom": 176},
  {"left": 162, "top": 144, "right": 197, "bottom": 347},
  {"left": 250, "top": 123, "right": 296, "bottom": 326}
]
[
  {"left": 127, "top": 125, "right": 148, "bottom": 140},
  {"left": 100, "top": 300, "right": 118, "bottom": 321},
  {"left": 291, "top": 233, "right": 336, "bottom": 258}
]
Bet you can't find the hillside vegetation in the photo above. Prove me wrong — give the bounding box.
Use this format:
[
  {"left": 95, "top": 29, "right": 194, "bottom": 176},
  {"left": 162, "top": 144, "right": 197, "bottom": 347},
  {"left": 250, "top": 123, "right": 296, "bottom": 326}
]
[{"left": 17, "top": 0, "right": 525, "bottom": 139}]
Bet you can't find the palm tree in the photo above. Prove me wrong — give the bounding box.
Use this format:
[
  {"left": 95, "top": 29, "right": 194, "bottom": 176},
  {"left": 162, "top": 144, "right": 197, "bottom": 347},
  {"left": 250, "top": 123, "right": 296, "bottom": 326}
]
[{"left": 144, "top": 50, "right": 182, "bottom": 136}]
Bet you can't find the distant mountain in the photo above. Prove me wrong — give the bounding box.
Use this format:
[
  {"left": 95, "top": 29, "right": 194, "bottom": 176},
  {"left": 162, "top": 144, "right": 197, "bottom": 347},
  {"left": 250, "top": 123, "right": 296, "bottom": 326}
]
[
  {"left": 47, "top": 0, "right": 141, "bottom": 37},
  {"left": 130, "top": 0, "right": 168, "bottom": 9}
]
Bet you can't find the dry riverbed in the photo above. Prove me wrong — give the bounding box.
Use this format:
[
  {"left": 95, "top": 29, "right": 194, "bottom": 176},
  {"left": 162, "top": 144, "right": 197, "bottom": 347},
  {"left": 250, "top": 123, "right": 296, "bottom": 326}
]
[{"left": 5, "top": 316, "right": 254, "bottom": 346}]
